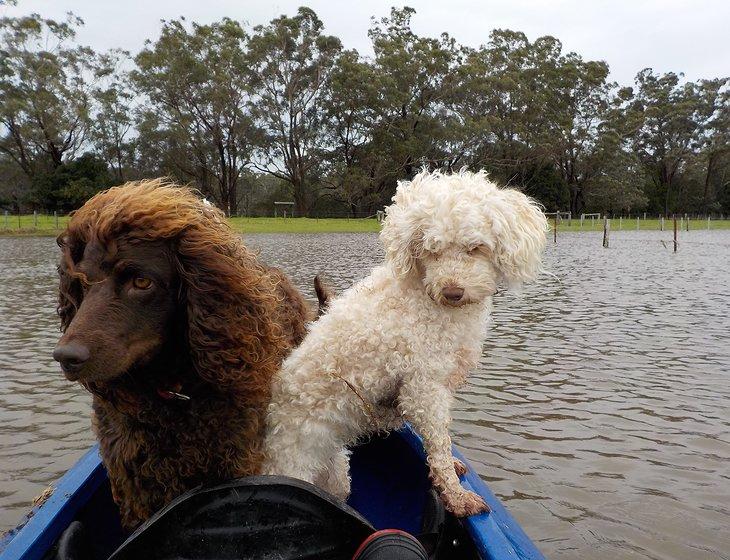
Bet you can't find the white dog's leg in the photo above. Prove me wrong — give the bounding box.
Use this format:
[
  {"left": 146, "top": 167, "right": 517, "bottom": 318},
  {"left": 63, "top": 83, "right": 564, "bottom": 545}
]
[
  {"left": 317, "top": 448, "right": 351, "bottom": 500},
  {"left": 262, "top": 415, "right": 346, "bottom": 486},
  {"left": 399, "top": 382, "right": 490, "bottom": 517}
]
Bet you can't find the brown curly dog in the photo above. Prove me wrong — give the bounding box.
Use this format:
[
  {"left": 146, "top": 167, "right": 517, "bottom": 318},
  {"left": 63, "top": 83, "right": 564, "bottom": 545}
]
[{"left": 53, "top": 179, "right": 309, "bottom": 530}]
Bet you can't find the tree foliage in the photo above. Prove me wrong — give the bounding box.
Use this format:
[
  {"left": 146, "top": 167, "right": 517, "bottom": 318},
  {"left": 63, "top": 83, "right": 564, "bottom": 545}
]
[
  {"left": 133, "top": 18, "right": 255, "bottom": 215},
  {"left": 0, "top": 13, "right": 93, "bottom": 176},
  {"left": 246, "top": 7, "right": 342, "bottom": 214},
  {"left": 1, "top": 6, "right": 729, "bottom": 216}
]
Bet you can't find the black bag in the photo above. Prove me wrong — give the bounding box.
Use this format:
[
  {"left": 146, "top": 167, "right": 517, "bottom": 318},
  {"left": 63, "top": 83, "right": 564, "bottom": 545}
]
[{"left": 58, "top": 476, "right": 374, "bottom": 560}]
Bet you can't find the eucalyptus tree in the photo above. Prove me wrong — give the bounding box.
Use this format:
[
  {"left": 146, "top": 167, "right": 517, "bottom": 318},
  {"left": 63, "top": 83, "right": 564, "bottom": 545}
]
[
  {"left": 320, "top": 7, "right": 463, "bottom": 214},
  {"left": 582, "top": 142, "right": 648, "bottom": 214},
  {"left": 697, "top": 81, "right": 730, "bottom": 212},
  {"left": 246, "top": 7, "right": 342, "bottom": 215},
  {"left": 90, "top": 49, "right": 135, "bottom": 183},
  {"left": 544, "top": 52, "right": 616, "bottom": 214},
  {"left": 367, "top": 7, "right": 461, "bottom": 179},
  {"left": 455, "top": 30, "right": 560, "bottom": 194},
  {"left": 0, "top": 154, "right": 28, "bottom": 210},
  {"left": 133, "top": 18, "right": 256, "bottom": 215},
  {"left": 0, "top": 13, "right": 95, "bottom": 178},
  {"left": 626, "top": 70, "right": 723, "bottom": 215},
  {"left": 320, "top": 49, "right": 384, "bottom": 215}
]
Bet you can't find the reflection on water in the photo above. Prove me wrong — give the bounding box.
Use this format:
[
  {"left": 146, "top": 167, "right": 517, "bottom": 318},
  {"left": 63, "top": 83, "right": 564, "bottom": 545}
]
[{"left": 1, "top": 231, "right": 729, "bottom": 560}]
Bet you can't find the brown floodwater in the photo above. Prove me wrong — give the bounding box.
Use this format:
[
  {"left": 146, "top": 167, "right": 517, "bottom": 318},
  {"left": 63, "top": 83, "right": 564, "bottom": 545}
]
[{"left": 1, "top": 230, "right": 729, "bottom": 560}]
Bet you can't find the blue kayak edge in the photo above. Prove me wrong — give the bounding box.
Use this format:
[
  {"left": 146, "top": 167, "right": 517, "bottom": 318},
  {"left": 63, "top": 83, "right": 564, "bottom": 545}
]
[
  {"left": 398, "top": 428, "right": 545, "bottom": 560},
  {"left": 0, "top": 445, "right": 106, "bottom": 560},
  {"left": 0, "top": 427, "right": 545, "bottom": 560}
]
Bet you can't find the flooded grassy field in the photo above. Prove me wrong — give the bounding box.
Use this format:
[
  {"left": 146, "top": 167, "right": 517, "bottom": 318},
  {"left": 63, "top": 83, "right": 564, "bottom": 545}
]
[{"left": 1, "top": 231, "right": 728, "bottom": 560}]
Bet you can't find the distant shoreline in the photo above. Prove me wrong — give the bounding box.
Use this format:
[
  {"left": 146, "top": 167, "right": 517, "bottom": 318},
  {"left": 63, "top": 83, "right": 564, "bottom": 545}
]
[{"left": 1, "top": 216, "right": 729, "bottom": 237}]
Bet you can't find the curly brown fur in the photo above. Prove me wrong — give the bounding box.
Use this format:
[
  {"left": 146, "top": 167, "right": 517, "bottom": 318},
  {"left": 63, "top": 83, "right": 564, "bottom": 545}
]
[{"left": 54, "top": 179, "right": 310, "bottom": 530}]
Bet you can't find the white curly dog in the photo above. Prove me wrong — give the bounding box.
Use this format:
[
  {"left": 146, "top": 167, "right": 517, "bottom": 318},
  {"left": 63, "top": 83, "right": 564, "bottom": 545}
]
[{"left": 261, "top": 170, "right": 547, "bottom": 517}]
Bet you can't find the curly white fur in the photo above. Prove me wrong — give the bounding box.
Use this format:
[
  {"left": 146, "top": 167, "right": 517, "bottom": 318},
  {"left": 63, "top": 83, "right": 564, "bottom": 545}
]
[{"left": 262, "top": 170, "right": 548, "bottom": 517}]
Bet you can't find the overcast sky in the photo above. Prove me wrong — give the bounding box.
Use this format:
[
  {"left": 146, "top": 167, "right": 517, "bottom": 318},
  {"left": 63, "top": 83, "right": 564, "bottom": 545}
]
[{"left": 3, "top": 0, "right": 729, "bottom": 86}]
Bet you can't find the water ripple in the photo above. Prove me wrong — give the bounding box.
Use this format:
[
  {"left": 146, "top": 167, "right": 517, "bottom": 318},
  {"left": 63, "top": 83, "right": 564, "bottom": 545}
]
[{"left": 0, "top": 230, "right": 728, "bottom": 560}]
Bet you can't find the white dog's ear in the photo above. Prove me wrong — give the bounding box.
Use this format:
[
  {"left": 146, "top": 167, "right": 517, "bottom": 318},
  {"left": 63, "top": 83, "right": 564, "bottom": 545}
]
[
  {"left": 492, "top": 189, "right": 548, "bottom": 288},
  {"left": 381, "top": 220, "right": 423, "bottom": 277},
  {"left": 380, "top": 175, "right": 428, "bottom": 277}
]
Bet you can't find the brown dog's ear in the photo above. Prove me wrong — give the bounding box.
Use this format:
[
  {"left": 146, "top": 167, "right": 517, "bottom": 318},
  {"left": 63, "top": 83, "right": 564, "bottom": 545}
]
[
  {"left": 175, "top": 226, "right": 284, "bottom": 396},
  {"left": 57, "top": 235, "right": 83, "bottom": 332}
]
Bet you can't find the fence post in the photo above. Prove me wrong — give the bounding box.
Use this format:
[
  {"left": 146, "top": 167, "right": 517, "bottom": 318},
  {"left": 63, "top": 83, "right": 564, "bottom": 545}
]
[
  {"left": 636, "top": 216, "right": 639, "bottom": 231},
  {"left": 553, "top": 213, "right": 557, "bottom": 243},
  {"left": 619, "top": 216, "right": 623, "bottom": 230},
  {"left": 673, "top": 216, "right": 678, "bottom": 252},
  {"left": 707, "top": 216, "right": 711, "bottom": 230},
  {"left": 603, "top": 216, "right": 610, "bottom": 248},
  {"left": 660, "top": 216, "right": 664, "bottom": 231}
]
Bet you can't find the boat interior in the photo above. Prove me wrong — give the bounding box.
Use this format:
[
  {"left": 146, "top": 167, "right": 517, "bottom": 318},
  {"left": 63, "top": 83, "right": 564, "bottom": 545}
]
[{"left": 46, "top": 432, "right": 481, "bottom": 560}]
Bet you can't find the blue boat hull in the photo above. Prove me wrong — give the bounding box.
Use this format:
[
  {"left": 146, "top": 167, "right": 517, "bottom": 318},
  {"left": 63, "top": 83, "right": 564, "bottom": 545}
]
[{"left": 0, "top": 427, "right": 545, "bottom": 560}]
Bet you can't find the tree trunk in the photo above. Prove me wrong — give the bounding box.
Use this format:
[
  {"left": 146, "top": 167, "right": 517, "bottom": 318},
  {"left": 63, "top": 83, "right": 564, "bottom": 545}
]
[
  {"left": 569, "top": 183, "right": 581, "bottom": 215},
  {"left": 703, "top": 151, "right": 717, "bottom": 213},
  {"left": 292, "top": 178, "right": 308, "bottom": 217},
  {"left": 663, "top": 179, "right": 672, "bottom": 217},
  {"left": 228, "top": 176, "right": 238, "bottom": 216}
]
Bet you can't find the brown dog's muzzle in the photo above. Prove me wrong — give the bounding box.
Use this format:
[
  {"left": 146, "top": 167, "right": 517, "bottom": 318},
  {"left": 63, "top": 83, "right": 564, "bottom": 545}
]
[{"left": 53, "top": 341, "right": 90, "bottom": 380}]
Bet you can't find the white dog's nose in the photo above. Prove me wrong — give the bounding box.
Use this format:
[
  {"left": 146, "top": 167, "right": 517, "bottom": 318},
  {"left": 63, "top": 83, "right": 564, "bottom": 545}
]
[{"left": 441, "top": 286, "right": 464, "bottom": 303}]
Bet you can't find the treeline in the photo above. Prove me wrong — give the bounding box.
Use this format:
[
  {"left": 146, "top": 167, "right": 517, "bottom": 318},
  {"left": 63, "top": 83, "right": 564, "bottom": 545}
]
[{"left": 1, "top": 7, "right": 729, "bottom": 217}]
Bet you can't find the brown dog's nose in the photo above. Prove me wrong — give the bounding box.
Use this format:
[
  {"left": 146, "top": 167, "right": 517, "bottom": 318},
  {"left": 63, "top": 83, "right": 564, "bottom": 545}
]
[
  {"left": 53, "top": 342, "right": 90, "bottom": 373},
  {"left": 441, "top": 286, "right": 464, "bottom": 303}
]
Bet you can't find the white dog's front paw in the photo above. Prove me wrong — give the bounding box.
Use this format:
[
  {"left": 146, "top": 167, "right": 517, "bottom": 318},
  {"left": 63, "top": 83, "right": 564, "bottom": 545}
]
[{"left": 440, "top": 490, "right": 491, "bottom": 517}]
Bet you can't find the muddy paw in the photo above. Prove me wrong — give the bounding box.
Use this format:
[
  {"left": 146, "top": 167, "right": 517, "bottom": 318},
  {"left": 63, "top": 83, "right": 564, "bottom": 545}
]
[
  {"left": 453, "top": 458, "right": 468, "bottom": 476},
  {"left": 442, "top": 490, "right": 491, "bottom": 517}
]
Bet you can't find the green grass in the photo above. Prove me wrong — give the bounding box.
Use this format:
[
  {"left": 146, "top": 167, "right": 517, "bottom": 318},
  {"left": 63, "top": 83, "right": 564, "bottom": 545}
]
[
  {"left": 0, "top": 213, "right": 69, "bottom": 236},
  {"left": 228, "top": 217, "right": 381, "bottom": 234},
  {"left": 1, "top": 214, "right": 729, "bottom": 237},
  {"left": 0, "top": 215, "right": 382, "bottom": 236}
]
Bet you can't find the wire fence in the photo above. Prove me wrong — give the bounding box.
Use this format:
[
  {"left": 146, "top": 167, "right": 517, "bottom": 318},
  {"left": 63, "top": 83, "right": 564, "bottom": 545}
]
[
  {"left": 547, "top": 212, "right": 730, "bottom": 232},
  {"left": 550, "top": 214, "right": 730, "bottom": 251},
  {"left": 1, "top": 211, "right": 67, "bottom": 232}
]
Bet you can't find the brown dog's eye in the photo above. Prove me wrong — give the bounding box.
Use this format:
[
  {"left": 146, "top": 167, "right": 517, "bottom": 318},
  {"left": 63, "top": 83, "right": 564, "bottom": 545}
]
[{"left": 132, "top": 277, "right": 153, "bottom": 290}]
